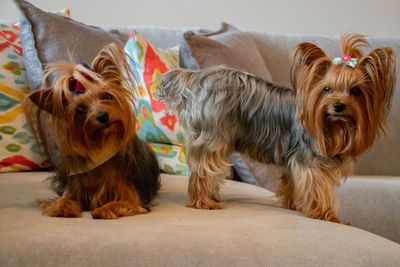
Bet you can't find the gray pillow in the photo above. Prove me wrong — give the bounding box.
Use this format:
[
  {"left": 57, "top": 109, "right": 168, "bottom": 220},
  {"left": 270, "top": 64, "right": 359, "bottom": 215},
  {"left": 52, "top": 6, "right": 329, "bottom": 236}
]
[
  {"left": 13, "top": 0, "right": 127, "bottom": 90},
  {"left": 180, "top": 22, "right": 272, "bottom": 81},
  {"left": 13, "top": 0, "right": 130, "bottom": 169}
]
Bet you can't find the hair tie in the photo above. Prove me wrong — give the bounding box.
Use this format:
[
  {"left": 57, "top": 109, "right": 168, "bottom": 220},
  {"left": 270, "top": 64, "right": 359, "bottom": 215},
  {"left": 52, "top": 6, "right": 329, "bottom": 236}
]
[
  {"left": 69, "top": 62, "right": 94, "bottom": 94},
  {"left": 333, "top": 55, "right": 357, "bottom": 68}
]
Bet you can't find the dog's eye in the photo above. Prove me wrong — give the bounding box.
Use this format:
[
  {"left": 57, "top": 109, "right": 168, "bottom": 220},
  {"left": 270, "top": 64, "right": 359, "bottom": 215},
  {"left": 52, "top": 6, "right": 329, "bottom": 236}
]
[
  {"left": 350, "top": 86, "right": 362, "bottom": 96},
  {"left": 102, "top": 92, "right": 113, "bottom": 100},
  {"left": 323, "top": 87, "right": 332, "bottom": 93},
  {"left": 76, "top": 105, "right": 88, "bottom": 114}
]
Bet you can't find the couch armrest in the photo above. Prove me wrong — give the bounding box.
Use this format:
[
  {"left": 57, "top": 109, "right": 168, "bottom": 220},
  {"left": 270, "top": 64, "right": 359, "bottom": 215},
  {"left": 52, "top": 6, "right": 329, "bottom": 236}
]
[{"left": 336, "top": 176, "right": 400, "bottom": 243}]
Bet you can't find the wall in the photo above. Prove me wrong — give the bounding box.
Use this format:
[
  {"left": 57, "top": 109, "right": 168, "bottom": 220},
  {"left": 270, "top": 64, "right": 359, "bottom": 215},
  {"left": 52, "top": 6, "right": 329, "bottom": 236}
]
[{"left": 1, "top": 0, "right": 400, "bottom": 37}]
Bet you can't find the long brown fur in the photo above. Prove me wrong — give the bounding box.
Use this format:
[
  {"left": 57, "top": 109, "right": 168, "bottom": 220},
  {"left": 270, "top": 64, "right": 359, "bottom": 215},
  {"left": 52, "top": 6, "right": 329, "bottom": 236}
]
[
  {"left": 159, "top": 34, "right": 396, "bottom": 223},
  {"left": 24, "top": 43, "right": 160, "bottom": 219},
  {"left": 292, "top": 34, "right": 396, "bottom": 158}
]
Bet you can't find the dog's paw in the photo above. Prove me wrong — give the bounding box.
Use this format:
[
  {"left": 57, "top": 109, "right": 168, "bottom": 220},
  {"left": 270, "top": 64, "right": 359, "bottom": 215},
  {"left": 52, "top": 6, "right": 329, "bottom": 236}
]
[
  {"left": 39, "top": 198, "right": 81, "bottom": 218},
  {"left": 188, "top": 198, "right": 224, "bottom": 210},
  {"left": 309, "top": 209, "right": 350, "bottom": 225},
  {"left": 92, "top": 201, "right": 148, "bottom": 219},
  {"left": 326, "top": 217, "right": 351, "bottom": 225},
  {"left": 92, "top": 207, "right": 119, "bottom": 219},
  {"left": 325, "top": 215, "right": 351, "bottom": 225}
]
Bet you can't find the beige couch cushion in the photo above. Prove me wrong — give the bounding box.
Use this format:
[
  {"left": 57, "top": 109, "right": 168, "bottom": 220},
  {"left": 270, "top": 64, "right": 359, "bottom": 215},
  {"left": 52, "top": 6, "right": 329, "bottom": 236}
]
[
  {"left": 337, "top": 176, "right": 400, "bottom": 244},
  {"left": 1, "top": 172, "right": 400, "bottom": 266}
]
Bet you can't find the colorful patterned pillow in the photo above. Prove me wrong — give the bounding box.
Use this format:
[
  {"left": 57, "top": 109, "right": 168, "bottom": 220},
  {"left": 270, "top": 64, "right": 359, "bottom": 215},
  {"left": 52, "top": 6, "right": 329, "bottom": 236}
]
[
  {"left": 0, "top": 10, "right": 71, "bottom": 172},
  {"left": 125, "top": 31, "right": 188, "bottom": 175},
  {"left": 0, "top": 23, "right": 47, "bottom": 172}
]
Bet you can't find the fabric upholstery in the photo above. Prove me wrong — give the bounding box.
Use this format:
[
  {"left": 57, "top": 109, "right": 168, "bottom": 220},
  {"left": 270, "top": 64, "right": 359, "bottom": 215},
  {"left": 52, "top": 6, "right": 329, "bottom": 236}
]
[
  {"left": 101, "top": 25, "right": 191, "bottom": 49},
  {"left": 1, "top": 171, "right": 400, "bottom": 266},
  {"left": 337, "top": 176, "right": 400, "bottom": 244}
]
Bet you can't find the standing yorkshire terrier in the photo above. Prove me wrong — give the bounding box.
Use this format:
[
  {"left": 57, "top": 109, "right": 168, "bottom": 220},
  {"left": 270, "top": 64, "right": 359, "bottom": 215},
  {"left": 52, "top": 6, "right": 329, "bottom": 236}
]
[
  {"left": 158, "top": 34, "right": 396, "bottom": 223},
  {"left": 24, "top": 43, "right": 160, "bottom": 219}
]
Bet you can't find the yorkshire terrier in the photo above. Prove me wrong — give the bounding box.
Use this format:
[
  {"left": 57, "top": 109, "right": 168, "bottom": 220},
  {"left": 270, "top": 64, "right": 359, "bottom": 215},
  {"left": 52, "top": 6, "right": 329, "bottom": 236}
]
[
  {"left": 158, "top": 34, "right": 396, "bottom": 223},
  {"left": 24, "top": 43, "right": 161, "bottom": 219}
]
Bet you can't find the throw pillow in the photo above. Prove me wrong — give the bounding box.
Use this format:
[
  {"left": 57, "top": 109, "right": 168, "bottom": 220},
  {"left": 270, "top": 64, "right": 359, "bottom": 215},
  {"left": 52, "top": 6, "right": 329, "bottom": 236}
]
[
  {"left": 125, "top": 31, "right": 188, "bottom": 175},
  {"left": 13, "top": 0, "right": 127, "bottom": 90},
  {"left": 179, "top": 22, "right": 272, "bottom": 80},
  {"left": 0, "top": 8, "right": 72, "bottom": 172},
  {"left": 0, "top": 23, "right": 47, "bottom": 172}
]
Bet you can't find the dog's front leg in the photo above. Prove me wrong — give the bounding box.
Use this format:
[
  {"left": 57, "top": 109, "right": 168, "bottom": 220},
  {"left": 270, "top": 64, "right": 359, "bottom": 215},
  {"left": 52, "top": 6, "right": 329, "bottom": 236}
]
[{"left": 286, "top": 164, "right": 347, "bottom": 224}]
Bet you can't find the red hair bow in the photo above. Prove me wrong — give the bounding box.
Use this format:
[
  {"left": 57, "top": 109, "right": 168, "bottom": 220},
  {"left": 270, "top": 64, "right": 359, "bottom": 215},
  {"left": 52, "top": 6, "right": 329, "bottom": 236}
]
[{"left": 69, "top": 62, "right": 94, "bottom": 94}]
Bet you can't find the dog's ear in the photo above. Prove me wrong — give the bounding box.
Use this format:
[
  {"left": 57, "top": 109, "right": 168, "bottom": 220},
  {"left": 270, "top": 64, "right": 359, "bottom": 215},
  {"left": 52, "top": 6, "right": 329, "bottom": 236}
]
[
  {"left": 27, "top": 88, "right": 56, "bottom": 114},
  {"left": 359, "top": 47, "right": 396, "bottom": 117},
  {"left": 290, "top": 42, "right": 331, "bottom": 94},
  {"left": 91, "top": 43, "right": 135, "bottom": 87}
]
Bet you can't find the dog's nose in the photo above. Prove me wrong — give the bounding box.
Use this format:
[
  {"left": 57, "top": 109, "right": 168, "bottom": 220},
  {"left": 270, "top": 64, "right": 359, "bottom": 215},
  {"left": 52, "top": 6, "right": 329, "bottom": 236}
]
[
  {"left": 333, "top": 103, "right": 346, "bottom": 113},
  {"left": 96, "top": 112, "right": 109, "bottom": 124}
]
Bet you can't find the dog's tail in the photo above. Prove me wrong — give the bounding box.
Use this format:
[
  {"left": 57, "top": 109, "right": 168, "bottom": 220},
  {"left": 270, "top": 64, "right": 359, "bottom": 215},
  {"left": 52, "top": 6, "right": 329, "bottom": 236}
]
[{"left": 157, "top": 68, "right": 196, "bottom": 116}]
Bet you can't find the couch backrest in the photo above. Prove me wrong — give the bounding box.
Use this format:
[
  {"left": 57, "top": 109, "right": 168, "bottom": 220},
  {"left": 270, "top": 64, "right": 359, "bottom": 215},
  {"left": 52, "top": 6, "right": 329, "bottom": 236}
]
[{"left": 109, "top": 26, "right": 400, "bottom": 176}]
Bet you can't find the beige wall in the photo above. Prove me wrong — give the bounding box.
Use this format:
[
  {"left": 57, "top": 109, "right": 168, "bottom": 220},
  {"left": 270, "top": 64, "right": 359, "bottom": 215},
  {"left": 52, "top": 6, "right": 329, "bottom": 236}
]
[{"left": 1, "top": 0, "right": 399, "bottom": 37}]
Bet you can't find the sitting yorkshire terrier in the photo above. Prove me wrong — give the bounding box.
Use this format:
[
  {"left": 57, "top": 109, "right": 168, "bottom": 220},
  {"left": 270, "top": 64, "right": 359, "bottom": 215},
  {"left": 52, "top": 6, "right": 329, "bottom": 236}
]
[
  {"left": 24, "top": 43, "right": 160, "bottom": 219},
  {"left": 158, "top": 34, "right": 396, "bottom": 223}
]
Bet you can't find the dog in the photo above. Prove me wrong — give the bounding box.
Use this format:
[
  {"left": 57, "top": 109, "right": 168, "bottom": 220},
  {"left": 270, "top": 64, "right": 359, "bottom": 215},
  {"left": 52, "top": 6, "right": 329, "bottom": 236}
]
[
  {"left": 158, "top": 34, "right": 396, "bottom": 223},
  {"left": 24, "top": 43, "right": 161, "bottom": 219}
]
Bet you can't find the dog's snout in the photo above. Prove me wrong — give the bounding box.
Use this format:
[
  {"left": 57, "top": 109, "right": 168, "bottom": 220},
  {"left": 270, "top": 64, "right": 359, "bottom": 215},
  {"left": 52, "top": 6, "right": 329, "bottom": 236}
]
[
  {"left": 333, "top": 103, "right": 346, "bottom": 113},
  {"left": 96, "top": 112, "right": 109, "bottom": 124}
]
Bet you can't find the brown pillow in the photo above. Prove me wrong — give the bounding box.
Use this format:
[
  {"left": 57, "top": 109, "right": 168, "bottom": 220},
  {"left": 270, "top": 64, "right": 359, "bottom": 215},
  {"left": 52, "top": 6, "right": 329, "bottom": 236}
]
[{"left": 179, "top": 22, "right": 272, "bottom": 80}]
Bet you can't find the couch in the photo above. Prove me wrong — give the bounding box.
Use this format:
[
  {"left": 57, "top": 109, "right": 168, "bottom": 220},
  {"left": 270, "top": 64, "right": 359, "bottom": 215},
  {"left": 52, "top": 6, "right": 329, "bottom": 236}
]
[{"left": 1, "top": 1, "right": 400, "bottom": 266}]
